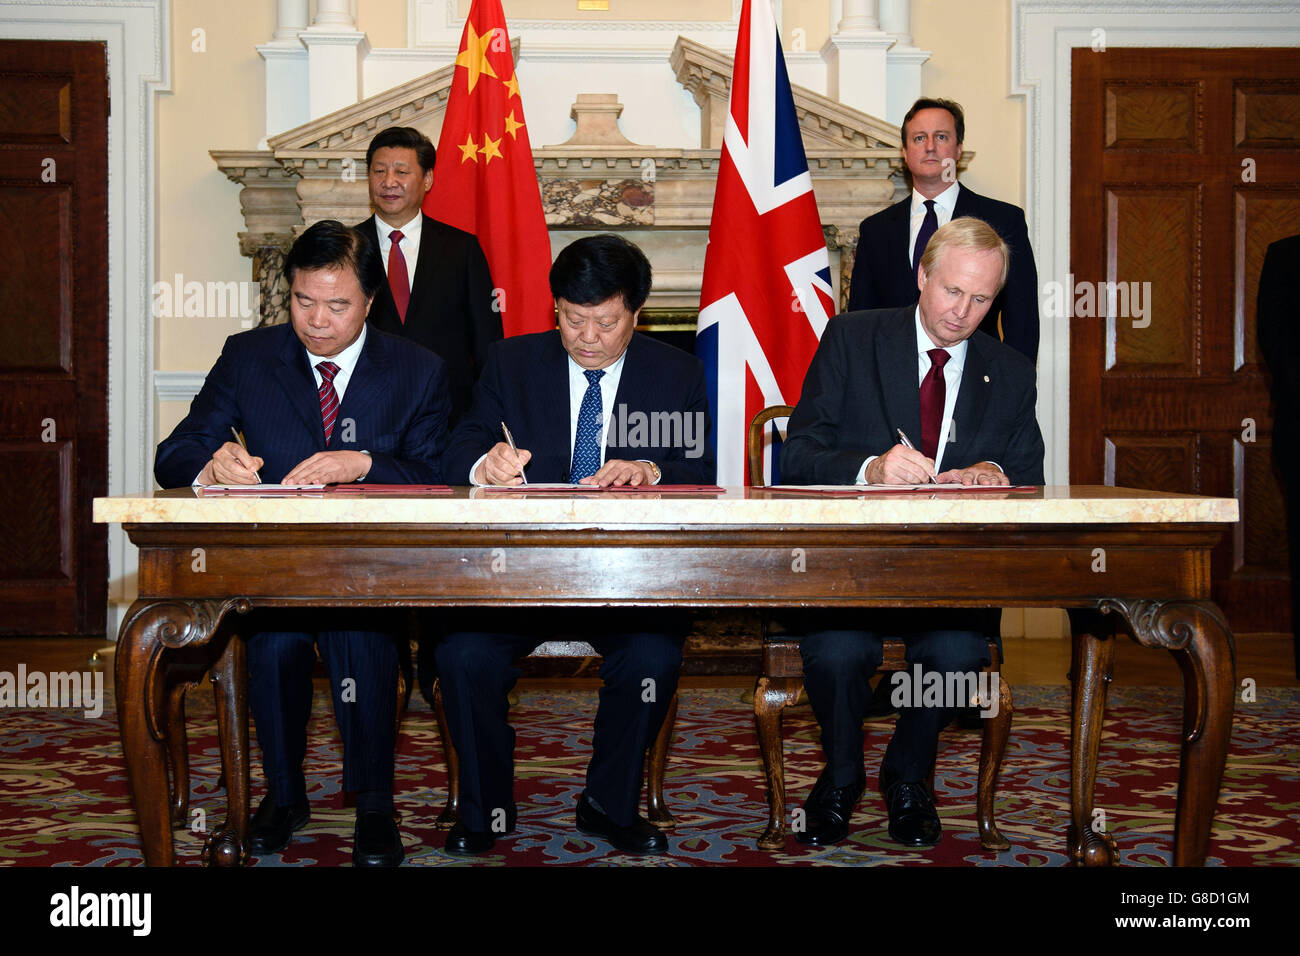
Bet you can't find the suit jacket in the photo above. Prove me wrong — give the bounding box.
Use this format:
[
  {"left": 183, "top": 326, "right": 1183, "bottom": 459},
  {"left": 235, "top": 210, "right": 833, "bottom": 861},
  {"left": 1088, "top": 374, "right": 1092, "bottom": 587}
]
[
  {"left": 845, "top": 184, "right": 1040, "bottom": 363},
  {"left": 781, "top": 306, "right": 1045, "bottom": 486},
  {"left": 357, "top": 213, "right": 502, "bottom": 424},
  {"left": 1258, "top": 234, "right": 1300, "bottom": 422},
  {"left": 446, "top": 331, "right": 717, "bottom": 485},
  {"left": 154, "top": 322, "right": 451, "bottom": 487}
]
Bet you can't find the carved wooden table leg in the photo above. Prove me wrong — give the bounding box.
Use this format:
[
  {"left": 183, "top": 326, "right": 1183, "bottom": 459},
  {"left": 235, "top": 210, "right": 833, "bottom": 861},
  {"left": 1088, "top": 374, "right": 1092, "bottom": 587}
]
[
  {"left": 646, "top": 691, "right": 678, "bottom": 828},
  {"left": 754, "top": 675, "right": 804, "bottom": 850},
  {"left": 1066, "top": 610, "right": 1118, "bottom": 866},
  {"left": 204, "top": 630, "right": 249, "bottom": 867},
  {"left": 977, "top": 677, "right": 1012, "bottom": 851},
  {"left": 115, "top": 598, "right": 235, "bottom": 866},
  {"left": 432, "top": 680, "right": 460, "bottom": 829},
  {"left": 1104, "top": 599, "right": 1236, "bottom": 866}
]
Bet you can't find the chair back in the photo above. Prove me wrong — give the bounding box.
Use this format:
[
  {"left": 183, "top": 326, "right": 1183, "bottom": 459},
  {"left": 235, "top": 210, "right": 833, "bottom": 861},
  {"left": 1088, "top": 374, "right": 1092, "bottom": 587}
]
[{"left": 747, "top": 405, "right": 794, "bottom": 487}]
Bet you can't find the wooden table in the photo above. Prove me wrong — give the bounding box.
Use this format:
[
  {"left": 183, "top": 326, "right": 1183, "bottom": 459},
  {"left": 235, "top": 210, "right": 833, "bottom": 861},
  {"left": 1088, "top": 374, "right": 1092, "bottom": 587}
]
[{"left": 94, "top": 485, "right": 1239, "bottom": 867}]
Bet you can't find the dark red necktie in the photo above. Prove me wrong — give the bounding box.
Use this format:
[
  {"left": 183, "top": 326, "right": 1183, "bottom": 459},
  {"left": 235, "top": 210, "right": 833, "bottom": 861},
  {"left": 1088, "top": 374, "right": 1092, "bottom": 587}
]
[
  {"left": 920, "top": 348, "right": 949, "bottom": 461},
  {"left": 317, "top": 361, "right": 340, "bottom": 444},
  {"left": 913, "top": 199, "right": 937, "bottom": 276},
  {"left": 387, "top": 229, "right": 410, "bottom": 323}
]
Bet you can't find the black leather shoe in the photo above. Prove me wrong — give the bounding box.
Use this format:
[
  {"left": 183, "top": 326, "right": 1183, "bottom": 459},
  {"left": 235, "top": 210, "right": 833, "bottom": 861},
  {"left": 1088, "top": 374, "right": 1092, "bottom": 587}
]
[
  {"left": 575, "top": 793, "right": 667, "bottom": 855},
  {"left": 883, "top": 779, "right": 942, "bottom": 846},
  {"left": 353, "top": 810, "right": 405, "bottom": 867},
  {"left": 795, "top": 769, "right": 865, "bottom": 846},
  {"left": 444, "top": 821, "right": 496, "bottom": 856},
  {"left": 248, "top": 796, "right": 309, "bottom": 854}
]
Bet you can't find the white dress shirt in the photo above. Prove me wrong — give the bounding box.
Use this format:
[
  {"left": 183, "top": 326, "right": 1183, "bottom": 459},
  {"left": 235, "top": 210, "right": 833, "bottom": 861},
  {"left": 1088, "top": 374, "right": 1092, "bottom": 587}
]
[
  {"left": 908, "top": 181, "right": 961, "bottom": 268},
  {"left": 856, "top": 309, "right": 967, "bottom": 482},
  {"left": 374, "top": 213, "right": 422, "bottom": 294}
]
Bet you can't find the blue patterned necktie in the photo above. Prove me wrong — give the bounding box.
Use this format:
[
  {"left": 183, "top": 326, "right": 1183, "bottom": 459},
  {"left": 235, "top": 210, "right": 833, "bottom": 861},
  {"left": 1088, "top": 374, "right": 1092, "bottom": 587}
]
[{"left": 569, "top": 368, "right": 605, "bottom": 482}]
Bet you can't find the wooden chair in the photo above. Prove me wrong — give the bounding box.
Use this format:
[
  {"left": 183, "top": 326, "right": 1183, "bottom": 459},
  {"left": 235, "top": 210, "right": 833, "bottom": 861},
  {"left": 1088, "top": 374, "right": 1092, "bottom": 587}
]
[
  {"left": 747, "top": 404, "right": 1013, "bottom": 851},
  {"left": 427, "top": 641, "right": 679, "bottom": 831}
]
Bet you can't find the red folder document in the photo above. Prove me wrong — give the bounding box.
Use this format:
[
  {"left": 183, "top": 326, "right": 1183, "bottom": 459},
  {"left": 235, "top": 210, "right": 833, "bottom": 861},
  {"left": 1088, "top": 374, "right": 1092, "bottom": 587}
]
[
  {"left": 480, "top": 484, "right": 725, "bottom": 494},
  {"left": 764, "top": 484, "right": 1037, "bottom": 495},
  {"left": 325, "top": 485, "right": 452, "bottom": 495}
]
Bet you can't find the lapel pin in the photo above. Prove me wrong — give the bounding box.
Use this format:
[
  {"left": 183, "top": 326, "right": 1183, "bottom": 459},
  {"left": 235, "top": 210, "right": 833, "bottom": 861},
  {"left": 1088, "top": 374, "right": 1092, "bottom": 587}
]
[{"left": 983, "top": 375, "right": 990, "bottom": 382}]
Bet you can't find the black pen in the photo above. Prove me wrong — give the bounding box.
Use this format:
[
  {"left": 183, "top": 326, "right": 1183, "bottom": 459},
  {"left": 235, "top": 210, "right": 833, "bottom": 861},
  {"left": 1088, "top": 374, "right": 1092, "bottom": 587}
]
[{"left": 895, "top": 428, "right": 937, "bottom": 484}]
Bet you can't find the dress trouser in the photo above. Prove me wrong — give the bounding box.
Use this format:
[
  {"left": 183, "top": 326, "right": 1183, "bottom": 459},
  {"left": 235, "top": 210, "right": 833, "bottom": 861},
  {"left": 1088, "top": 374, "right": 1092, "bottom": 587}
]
[
  {"left": 435, "top": 610, "right": 686, "bottom": 831},
  {"left": 795, "top": 609, "right": 994, "bottom": 789},
  {"left": 247, "top": 627, "right": 399, "bottom": 809}
]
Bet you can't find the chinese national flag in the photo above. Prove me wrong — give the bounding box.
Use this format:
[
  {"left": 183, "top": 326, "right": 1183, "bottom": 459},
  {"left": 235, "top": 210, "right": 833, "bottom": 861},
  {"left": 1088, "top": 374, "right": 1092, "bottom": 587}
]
[{"left": 426, "top": 0, "right": 553, "bottom": 336}]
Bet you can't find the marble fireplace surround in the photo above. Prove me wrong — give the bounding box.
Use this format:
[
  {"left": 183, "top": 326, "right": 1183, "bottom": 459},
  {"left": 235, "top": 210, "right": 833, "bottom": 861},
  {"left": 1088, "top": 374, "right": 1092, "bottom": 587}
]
[{"left": 211, "top": 35, "right": 970, "bottom": 328}]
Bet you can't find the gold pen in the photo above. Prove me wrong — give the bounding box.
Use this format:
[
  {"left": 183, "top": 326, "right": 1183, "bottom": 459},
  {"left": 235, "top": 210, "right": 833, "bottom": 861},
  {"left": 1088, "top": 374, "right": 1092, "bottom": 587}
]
[
  {"left": 230, "top": 426, "right": 263, "bottom": 483},
  {"left": 895, "top": 428, "right": 938, "bottom": 484},
  {"left": 501, "top": 421, "right": 528, "bottom": 485}
]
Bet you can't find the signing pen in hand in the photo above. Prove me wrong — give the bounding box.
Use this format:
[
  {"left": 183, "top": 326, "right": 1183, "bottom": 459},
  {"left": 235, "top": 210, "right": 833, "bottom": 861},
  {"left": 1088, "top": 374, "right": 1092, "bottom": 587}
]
[
  {"left": 895, "top": 428, "right": 937, "bottom": 484},
  {"left": 231, "top": 427, "right": 263, "bottom": 482},
  {"left": 501, "top": 421, "right": 528, "bottom": 485}
]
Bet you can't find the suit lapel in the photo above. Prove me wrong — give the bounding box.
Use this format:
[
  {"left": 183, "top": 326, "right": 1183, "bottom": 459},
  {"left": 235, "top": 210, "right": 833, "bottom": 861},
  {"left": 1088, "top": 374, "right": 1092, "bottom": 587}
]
[
  {"left": 950, "top": 333, "right": 992, "bottom": 463},
  {"left": 877, "top": 307, "right": 922, "bottom": 442},
  {"left": 333, "top": 329, "right": 390, "bottom": 449},
  {"left": 538, "top": 333, "right": 573, "bottom": 468},
  {"left": 275, "top": 327, "right": 327, "bottom": 447},
  {"left": 888, "top": 200, "right": 915, "bottom": 299},
  {"left": 405, "top": 213, "right": 439, "bottom": 320}
]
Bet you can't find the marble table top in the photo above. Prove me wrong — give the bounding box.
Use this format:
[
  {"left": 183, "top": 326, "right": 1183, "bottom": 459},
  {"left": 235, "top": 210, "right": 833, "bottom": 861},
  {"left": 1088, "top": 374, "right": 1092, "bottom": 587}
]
[{"left": 93, "top": 486, "right": 1239, "bottom": 526}]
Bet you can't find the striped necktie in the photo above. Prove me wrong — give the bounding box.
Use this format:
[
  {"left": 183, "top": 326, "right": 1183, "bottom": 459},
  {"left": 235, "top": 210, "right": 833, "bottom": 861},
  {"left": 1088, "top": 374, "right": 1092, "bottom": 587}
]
[{"left": 317, "top": 361, "right": 341, "bottom": 444}]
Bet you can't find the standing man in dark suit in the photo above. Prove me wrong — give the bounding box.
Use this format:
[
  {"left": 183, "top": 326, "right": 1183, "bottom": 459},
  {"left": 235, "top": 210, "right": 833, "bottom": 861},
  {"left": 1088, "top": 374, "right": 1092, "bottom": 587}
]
[
  {"left": 436, "top": 234, "right": 715, "bottom": 857},
  {"left": 782, "top": 218, "right": 1044, "bottom": 848},
  {"left": 847, "top": 97, "right": 1040, "bottom": 364},
  {"left": 1257, "top": 233, "right": 1300, "bottom": 677},
  {"left": 357, "top": 126, "right": 501, "bottom": 425},
  {"left": 357, "top": 126, "right": 503, "bottom": 705},
  {"left": 155, "top": 220, "right": 452, "bottom": 866}
]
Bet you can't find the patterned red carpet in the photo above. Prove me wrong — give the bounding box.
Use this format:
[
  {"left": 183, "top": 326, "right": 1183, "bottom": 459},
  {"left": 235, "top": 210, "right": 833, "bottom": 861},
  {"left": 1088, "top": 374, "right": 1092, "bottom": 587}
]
[{"left": 1, "top": 684, "right": 1297, "bottom": 866}]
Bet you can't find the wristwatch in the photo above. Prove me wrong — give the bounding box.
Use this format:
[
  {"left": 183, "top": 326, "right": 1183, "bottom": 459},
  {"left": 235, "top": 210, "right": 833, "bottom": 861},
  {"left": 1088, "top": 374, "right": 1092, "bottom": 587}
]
[
  {"left": 647, "top": 461, "right": 661, "bottom": 484},
  {"left": 358, "top": 450, "right": 372, "bottom": 481}
]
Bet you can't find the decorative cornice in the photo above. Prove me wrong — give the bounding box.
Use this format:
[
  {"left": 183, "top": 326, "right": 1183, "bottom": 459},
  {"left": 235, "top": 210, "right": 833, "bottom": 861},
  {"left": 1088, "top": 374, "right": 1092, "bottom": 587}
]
[
  {"left": 210, "top": 150, "right": 298, "bottom": 185},
  {"left": 670, "top": 35, "right": 903, "bottom": 151}
]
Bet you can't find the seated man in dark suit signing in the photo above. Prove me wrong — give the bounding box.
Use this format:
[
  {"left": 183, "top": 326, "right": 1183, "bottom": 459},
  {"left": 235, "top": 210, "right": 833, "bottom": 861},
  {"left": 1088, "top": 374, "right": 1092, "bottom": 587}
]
[
  {"left": 438, "top": 234, "right": 715, "bottom": 856},
  {"left": 154, "top": 220, "right": 451, "bottom": 866},
  {"left": 782, "top": 217, "right": 1044, "bottom": 848},
  {"left": 847, "top": 97, "right": 1039, "bottom": 364}
]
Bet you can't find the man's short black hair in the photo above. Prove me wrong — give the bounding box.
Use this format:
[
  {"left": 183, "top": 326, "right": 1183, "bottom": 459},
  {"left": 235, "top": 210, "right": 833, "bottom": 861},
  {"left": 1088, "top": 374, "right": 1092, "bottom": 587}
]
[
  {"left": 285, "top": 220, "right": 385, "bottom": 301},
  {"left": 902, "top": 97, "right": 965, "bottom": 145},
  {"left": 549, "top": 234, "right": 653, "bottom": 313},
  {"left": 365, "top": 126, "right": 437, "bottom": 173}
]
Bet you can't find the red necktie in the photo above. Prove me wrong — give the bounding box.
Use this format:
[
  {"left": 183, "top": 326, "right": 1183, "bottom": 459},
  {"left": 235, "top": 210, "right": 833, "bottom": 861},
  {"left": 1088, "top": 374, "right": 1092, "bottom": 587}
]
[
  {"left": 317, "top": 361, "right": 340, "bottom": 444},
  {"left": 920, "top": 348, "right": 949, "bottom": 461},
  {"left": 387, "top": 229, "right": 410, "bottom": 323}
]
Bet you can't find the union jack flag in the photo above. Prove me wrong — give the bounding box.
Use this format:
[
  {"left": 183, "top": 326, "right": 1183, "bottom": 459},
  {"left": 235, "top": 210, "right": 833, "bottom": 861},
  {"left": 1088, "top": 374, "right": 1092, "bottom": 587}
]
[{"left": 696, "top": 0, "right": 835, "bottom": 486}]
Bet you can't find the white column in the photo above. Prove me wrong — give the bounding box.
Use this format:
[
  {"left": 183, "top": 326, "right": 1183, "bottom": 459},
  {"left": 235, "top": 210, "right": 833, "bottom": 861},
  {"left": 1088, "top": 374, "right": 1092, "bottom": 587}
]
[
  {"left": 822, "top": 0, "right": 893, "bottom": 117},
  {"left": 878, "top": 0, "right": 912, "bottom": 46},
  {"left": 880, "top": 0, "right": 929, "bottom": 127},
  {"left": 837, "top": 0, "right": 879, "bottom": 32},
  {"left": 258, "top": 0, "right": 311, "bottom": 140},
  {"left": 310, "top": 0, "right": 356, "bottom": 29},
  {"left": 300, "top": 0, "right": 369, "bottom": 120},
  {"left": 273, "top": 0, "right": 309, "bottom": 41}
]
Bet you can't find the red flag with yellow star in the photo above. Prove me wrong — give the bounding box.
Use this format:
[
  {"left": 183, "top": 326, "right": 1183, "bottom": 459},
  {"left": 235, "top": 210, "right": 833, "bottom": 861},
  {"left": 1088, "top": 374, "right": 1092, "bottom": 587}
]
[{"left": 427, "top": 0, "right": 553, "bottom": 336}]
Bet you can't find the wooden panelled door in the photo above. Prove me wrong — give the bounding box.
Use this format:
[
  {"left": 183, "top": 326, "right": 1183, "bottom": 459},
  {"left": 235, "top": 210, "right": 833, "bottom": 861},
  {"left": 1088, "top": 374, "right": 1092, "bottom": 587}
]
[
  {"left": 0, "top": 41, "right": 108, "bottom": 635},
  {"left": 1071, "top": 48, "right": 1300, "bottom": 633}
]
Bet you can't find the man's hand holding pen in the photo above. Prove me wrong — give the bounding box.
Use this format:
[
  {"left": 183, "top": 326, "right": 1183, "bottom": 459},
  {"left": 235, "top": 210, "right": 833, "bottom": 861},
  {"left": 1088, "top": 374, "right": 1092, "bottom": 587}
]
[
  {"left": 865, "top": 444, "right": 937, "bottom": 485},
  {"left": 198, "top": 441, "right": 265, "bottom": 486},
  {"left": 476, "top": 441, "right": 532, "bottom": 486}
]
